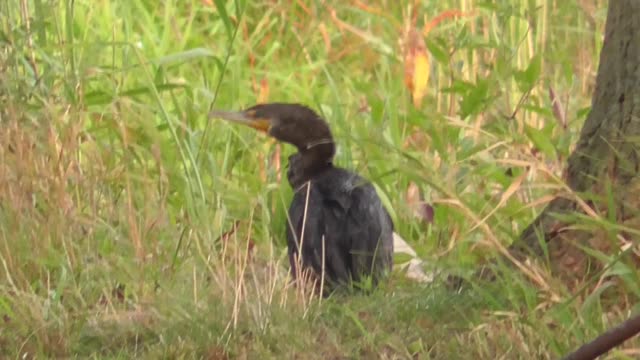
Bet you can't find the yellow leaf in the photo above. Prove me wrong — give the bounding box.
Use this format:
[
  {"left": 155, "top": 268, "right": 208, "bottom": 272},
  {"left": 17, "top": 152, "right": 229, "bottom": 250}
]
[{"left": 412, "top": 51, "right": 430, "bottom": 107}]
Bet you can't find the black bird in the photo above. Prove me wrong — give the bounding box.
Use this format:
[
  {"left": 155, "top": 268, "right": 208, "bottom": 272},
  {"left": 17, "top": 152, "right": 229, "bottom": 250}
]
[{"left": 210, "top": 103, "right": 394, "bottom": 292}]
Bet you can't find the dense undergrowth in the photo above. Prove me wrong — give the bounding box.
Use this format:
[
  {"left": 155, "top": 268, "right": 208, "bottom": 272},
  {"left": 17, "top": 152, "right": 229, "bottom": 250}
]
[{"left": 2, "top": 1, "right": 638, "bottom": 359}]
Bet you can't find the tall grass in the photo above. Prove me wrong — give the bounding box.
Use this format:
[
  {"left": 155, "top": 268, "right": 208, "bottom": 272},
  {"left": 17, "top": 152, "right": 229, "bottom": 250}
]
[{"left": 2, "top": 0, "right": 637, "bottom": 358}]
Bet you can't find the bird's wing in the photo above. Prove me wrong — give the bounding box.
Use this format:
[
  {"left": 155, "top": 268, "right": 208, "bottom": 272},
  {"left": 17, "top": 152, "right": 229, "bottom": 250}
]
[
  {"left": 344, "top": 184, "right": 394, "bottom": 285},
  {"left": 286, "top": 185, "right": 351, "bottom": 286},
  {"left": 287, "top": 175, "right": 393, "bottom": 288}
]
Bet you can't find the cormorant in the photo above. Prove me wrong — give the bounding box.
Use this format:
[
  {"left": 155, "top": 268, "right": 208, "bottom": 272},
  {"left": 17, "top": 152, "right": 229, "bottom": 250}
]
[{"left": 210, "top": 103, "right": 394, "bottom": 292}]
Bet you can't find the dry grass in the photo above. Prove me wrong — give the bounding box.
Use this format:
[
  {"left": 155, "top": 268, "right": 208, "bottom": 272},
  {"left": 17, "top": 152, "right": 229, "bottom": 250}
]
[{"left": 2, "top": 0, "right": 639, "bottom": 358}]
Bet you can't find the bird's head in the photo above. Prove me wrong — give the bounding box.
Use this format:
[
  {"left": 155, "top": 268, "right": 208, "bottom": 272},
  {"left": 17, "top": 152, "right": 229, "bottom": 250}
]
[{"left": 209, "top": 103, "right": 335, "bottom": 152}]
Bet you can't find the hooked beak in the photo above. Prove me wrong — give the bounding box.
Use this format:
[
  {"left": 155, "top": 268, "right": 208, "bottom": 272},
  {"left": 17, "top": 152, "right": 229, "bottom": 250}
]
[{"left": 208, "top": 110, "right": 271, "bottom": 132}]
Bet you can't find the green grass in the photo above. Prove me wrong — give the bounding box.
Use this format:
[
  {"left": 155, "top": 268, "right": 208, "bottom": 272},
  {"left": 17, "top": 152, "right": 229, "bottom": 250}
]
[{"left": 2, "top": 0, "right": 638, "bottom": 358}]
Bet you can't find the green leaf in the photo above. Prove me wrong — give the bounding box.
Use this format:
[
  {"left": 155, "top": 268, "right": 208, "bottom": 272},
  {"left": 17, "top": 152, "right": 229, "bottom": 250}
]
[
  {"left": 524, "top": 124, "right": 557, "bottom": 159},
  {"left": 213, "top": 0, "right": 233, "bottom": 41},
  {"left": 514, "top": 54, "right": 541, "bottom": 92},
  {"left": 393, "top": 253, "right": 414, "bottom": 265},
  {"left": 581, "top": 280, "right": 615, "bottom": 314},
  {"left": 372, "top": 182, "right": 397, "bottom": 222},
  {"left": 84, "top": 83, "right": 188, "bottom": 106},
  {"left": 120, "top": 83, "right": 187, "bottom": 98},
  {"left": 153, "top": 48, "right": 218, "bottom": 67},
  {"left": 426, "top": 38, "right": 449, "bottom": 65},
  {"left": 408, "top": 339, "right": 425, "bottom": 355},
  {"left": 577, "top": 106, "right": 592, "bottom": 120},
  {"left": 459, "top": 79, "right": 489, "bottom": 118},
  {"left": 521, "top": 104, "right": 553, "bottom": 118},
  {"left": 441, "top": 79, "right": 474, "bottom": 94},
  {"left": 84, "top": 90, "right": 114, "bottom": 106}
]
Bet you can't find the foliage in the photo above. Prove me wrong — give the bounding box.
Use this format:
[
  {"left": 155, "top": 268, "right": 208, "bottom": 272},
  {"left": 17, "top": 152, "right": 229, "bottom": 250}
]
[{"left": 1, "top": 0, "right": 637, "bottom": 358}]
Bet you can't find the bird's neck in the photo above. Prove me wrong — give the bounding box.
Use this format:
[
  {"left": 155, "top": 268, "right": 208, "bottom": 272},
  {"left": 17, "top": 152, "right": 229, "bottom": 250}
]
[{"left": 287, "top": 142, "right": 335, "bottom": 189}]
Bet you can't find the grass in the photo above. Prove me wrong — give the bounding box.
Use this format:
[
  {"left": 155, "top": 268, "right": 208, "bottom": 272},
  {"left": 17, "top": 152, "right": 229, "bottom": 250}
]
[{"left": 1, "top": 0, "right": 639, "bottom": 358}]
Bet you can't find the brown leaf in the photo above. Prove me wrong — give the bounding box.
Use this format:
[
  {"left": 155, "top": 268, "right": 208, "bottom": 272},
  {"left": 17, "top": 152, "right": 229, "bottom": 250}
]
[
  {"left": 357, "top": 96, "right": 370, "bottom": 113},
  {"left": 420, "top": 203, "right": 435, "bottom": 224},
  {"left": 272, "top": 143, "right": 281, "bottom": 183},
  {"left": 406, "top": 181, "right": 421, "bottom": 210},
  {"left": 406, "top": 182, "right": 433, "bottom": 223},
  {"left": 402, "top": 127, "right": 430, "bottom": 150},
  {"left": 318, "top": 22, "right": 331, "bottom": 54},
  {"left": 548, "top": 87, "right": 566, "bottom": 129},
  {"left": 257, "top": 78, "right": 269, "bottom": 103},
  {"left": 205, "top": 346, "right": 229, "bottom": 360},
  {"left": 112, "top": 283, "right": 125, "bottom": 303},
  {"left": 246, "top": 238, "right": 256, "bottom": 262}
]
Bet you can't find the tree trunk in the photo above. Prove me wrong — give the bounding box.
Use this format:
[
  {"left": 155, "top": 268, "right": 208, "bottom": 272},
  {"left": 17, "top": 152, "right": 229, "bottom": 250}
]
[{"left": 510, "top": 1, "right": 640, "bottom": 262}]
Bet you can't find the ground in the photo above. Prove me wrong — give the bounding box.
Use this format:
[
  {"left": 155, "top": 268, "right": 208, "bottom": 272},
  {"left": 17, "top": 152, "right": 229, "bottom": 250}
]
[{"left": 2, "top": 0, "right": 638, "bottom": 359}]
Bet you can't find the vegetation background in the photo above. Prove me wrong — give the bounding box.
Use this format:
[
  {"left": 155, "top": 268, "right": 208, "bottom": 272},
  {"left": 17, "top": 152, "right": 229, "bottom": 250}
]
[{"left": 2, "top": 0, "right": 637, "bottom": 358}]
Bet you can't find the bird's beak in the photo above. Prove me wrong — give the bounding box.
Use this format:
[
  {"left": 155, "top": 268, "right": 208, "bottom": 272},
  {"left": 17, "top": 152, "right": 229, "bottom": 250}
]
[{"left": 208, "top": 110, "right": 271, "bottom": 133}]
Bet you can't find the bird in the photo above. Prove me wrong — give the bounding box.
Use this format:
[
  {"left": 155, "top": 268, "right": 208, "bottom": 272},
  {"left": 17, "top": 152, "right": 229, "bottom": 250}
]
[{"left": 209, "top": 103, "right": 394, "bottom": 293}]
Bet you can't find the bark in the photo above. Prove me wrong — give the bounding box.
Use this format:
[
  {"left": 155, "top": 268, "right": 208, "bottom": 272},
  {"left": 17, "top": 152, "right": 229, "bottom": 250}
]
[
  {"left": 561, "top": 313, "right": 640, "bottom": 360},
  {"left": 511, "top": 1, "right": 640, "bottom": 259}
]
